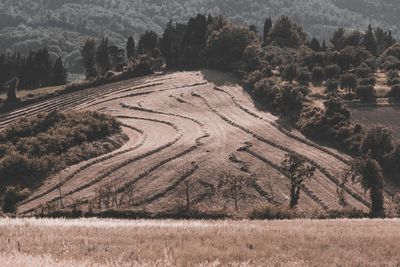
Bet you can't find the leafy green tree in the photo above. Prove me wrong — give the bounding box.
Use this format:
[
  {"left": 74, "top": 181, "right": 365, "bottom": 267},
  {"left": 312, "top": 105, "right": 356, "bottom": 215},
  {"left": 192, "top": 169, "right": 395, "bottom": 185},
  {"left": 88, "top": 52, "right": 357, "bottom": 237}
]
[
  {"left": 351, "top": 156, "right": 385, "bottom": 218},
  {"left": 126, "top": 37, "right": 136, "bottom": 59},
  {"left": 81, "top": 38, "right": 97, "bottom": 79},
  {"left": 52, "top": 56, "right": 68, "bottom": 85},
  {"left": 330, "top": 27, "right": 346, "bottom": 50},
  {"left": 360, "top": 126, "right": 394, "bottom": 163},
  {"left": 138, "top": 31, "right": 159, "bottom": 55},
  {"left": 269, "top": 16, "right": 305, "bottom": 48},
  {"left": 311, "top": 66, "right": 325, "bottom": 84},
  {"left": 96, "top": 37, "right": 111, "bottom": 75},
  {"left": 281, "top": 153, "right": 316, "bottom": 209}
]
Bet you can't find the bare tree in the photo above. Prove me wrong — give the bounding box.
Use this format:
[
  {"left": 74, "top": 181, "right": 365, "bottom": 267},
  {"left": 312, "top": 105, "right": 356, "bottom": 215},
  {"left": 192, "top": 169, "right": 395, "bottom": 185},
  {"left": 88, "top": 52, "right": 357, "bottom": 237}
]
[
  {"left": 281, "top": 153, "right": 316, "bottom": 209},
  {"left": 336, "top": 169, "right": 351, "bottom": 207},
  {"left": 218, "top": 172, "right": 255, "bottom": 212}
]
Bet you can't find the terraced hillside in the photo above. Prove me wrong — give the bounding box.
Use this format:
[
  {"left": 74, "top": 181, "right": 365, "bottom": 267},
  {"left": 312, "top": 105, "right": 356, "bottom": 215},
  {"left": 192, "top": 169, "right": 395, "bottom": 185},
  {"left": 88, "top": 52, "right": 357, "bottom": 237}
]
[{"left": 0, "top": 70, "right": 372, "bottom": 215}]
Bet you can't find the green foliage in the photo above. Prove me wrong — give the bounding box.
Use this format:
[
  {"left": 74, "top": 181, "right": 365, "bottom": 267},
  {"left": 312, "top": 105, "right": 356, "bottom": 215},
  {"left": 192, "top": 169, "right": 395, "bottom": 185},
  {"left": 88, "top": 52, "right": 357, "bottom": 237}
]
[
  {"left": 324, "top": 64, "right": 341, "bottom": 79},
  {"left": 355, "top": 85, "right": 375, "bottom": 101},
  {"left": 81, "top": 39, "right": 97, "bottom": 79},
  {"left": 0, "top": 111, "right": 122, "bottom": 190},
  {"left": 138, "top": 31, "right": 159, "bottom": 55},
  {"left": 352, "top": 156, "right": 385, "bottom": 218},
  {"left": 326, "top": 79, "right": 339, "bottom": 93},
  {"left": 356, "top": 63, "right": 372, "bottom": 78},
  {"left": 311, "top": 66, "right": 325, "bottom": 84},
  {"left": 96, "top": 37, "right": 112, "bottom": 75},
  {"left": 2, "top": 186, "right": 30, "bottom": 213},
  {"left": 275, "top": 85, "right": 307, "bottom": 116},
  {"left": 126, "top": 37, "right": 136, "bottom": 59},
  {"left": 340, "top": 73, "right": 358, "bottom": 94},
  {"left": 296, "top": 68, "right": 311, "bottom": 85},
  {"left": 206, "top": 24, "right": 260, "bottom": 71},
  {"left": 390, "top": 84, "right": 400, "bottom": 99},
  {"left": 281, "top": 153, "right": 316, "bottom": 208},
  {"left": 280, "top": 64, "right": 299, "bottom": 83},
  {"left": 269, "top": 16, "right": 306, "bottom": 48},
  {"left": 52, "top": 57, "right": 68, "bottom": 86},
  {"left": 360, "top": 126, "right": 394, "bottom": 163}
]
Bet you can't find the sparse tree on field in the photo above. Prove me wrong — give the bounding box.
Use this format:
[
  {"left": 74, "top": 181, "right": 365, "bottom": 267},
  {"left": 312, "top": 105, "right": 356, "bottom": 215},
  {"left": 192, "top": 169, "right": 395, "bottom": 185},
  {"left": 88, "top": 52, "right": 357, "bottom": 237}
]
[
  {"left": 281, "top": 153, "right": 316, "bottom": 209},
  {"left": 351, "top": 156, "right": 385, "bottom": 218},
  {"left": 281, "top": 64, "right": 299, "bottom": 83},
  {"left": 218, "top": 172, "right": 255, "bottom": 212},
  {"left": 81, "top": 38, "right": 97, "bottom": 79}
]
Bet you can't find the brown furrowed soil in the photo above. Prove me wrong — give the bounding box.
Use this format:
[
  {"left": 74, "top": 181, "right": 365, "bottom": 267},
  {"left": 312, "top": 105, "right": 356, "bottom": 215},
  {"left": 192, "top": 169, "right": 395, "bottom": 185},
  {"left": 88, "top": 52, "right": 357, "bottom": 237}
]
[
  {"left": 0, "top": 218, "right": 399, "bottom": 266},
  {"left": 0, "top": 70, "right": 371, "bottom": 215}
]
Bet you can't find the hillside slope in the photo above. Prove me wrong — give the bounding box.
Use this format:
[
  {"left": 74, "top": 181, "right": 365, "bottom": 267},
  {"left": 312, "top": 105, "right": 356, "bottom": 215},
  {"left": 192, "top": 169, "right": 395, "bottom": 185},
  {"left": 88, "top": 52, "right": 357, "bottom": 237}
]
[
  {"left": 0, "top": 0, "right": 398, "bottom": 72},
  {"left": 0, "top": 70, "right": 371, "bottom": 215}
]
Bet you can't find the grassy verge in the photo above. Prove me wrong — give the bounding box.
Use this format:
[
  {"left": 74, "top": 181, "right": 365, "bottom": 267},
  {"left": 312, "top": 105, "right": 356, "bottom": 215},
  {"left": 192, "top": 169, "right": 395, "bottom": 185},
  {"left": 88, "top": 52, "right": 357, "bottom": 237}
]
[{"left": 0, "top": 218, "right": 398, "bottom": 266}]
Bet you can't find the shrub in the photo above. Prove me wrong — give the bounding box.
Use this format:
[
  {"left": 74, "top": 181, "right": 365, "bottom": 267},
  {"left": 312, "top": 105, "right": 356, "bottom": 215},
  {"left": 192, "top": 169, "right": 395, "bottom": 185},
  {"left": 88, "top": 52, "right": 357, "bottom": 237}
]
[
  {"left": 324, "top": 64, "right": 341, "bottom": 79},
  {"left": 359, "top": 77, "right": 376, "bottom": 86},
  {"left": 355, "top": 85, "right": 375, "bottom": 101},
  {"left": 280, "top": 64, "right": 299, "bottom": 83},
  {"left": 2, "top": 186, "right": 30, "bottom": 213},
  {"left": 252, "top": 78, "right": 280, "bottom": 107},
  {"left": 296, "top": 68, "right": 311, "bottom": 85},
  {"left": 275, "top": 84, "right": 306, "bottom": 116},
  {"left": 390, "top": 84, "right": 400, "bottom": 99},
  {"left": 356, "top": 63, "right": 372, "bottom": 78},
  {"left": 387, "top": 70, "right": 399, "bottom": 81},
  {"left": 326, "top": 79, "right": 339, "bottom": 92},
  {"left": 311, "top": 66, "right": 326, "bottom": 84},
  {"left": 249, "top": 205, "right": 299, "bottom": 220},
  {"left": 340, "top": 73, "right": 358, "bottom": 94},
  {"left": 387, "top": 78, "right": 400, "bottom": 86}
]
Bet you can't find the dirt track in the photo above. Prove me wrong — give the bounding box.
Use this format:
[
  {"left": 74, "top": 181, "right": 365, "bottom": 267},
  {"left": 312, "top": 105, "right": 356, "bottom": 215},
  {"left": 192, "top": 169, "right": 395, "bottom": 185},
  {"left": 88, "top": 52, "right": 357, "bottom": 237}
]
[{"left": 0, "top": 70, "right": 370, "bottom": 214}]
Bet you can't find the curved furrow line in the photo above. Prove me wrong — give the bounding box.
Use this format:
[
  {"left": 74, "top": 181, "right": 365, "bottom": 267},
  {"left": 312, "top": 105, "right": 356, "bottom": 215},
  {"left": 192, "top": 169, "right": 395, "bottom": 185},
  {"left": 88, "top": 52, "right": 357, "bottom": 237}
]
[
  {"left": 242, "top": 147, "right": 329, "bottom": 210},
  {"left": 0, "top": 78, "right": 171, "bottom": 126},
  {"left": 87, "top": 82, "right": 209, "bottom": 109},
  {"left": 19, "top": 124, "right": 148, "bottom": 206},
  {"left": 251, "top": 180, "right": 281, "bottom": 206},
  {"left": 129, "top": 164, "right": 199, "bottom": 207},
  {"left": 214, "top": 86, "right": 350, "bottom": 164},
  {"left": 29, "top": 112, "right": 209, "bottom": 214},
  {"left": 19, "top": 116, "right": 183, "bottom": 215},
  {"left": 120, "top": 102, "right": 210, "bottom": 142},
  {"left": 195, "top": 92, "right": 370, "bottom": 208}
]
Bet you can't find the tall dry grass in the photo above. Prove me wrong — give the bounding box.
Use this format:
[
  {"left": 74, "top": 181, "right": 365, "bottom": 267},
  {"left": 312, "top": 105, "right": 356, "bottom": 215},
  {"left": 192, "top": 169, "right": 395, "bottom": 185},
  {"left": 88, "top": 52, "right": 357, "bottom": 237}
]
[{"left": 0, "top": 218, "right": 399, "bottom": 266}]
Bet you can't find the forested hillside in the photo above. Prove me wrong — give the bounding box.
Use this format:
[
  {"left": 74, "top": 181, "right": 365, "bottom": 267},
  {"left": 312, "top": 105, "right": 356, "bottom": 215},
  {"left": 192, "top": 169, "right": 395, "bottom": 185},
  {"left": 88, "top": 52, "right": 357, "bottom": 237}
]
[{"left": 0, "top": 0, "right": 398, "bottom": 73}]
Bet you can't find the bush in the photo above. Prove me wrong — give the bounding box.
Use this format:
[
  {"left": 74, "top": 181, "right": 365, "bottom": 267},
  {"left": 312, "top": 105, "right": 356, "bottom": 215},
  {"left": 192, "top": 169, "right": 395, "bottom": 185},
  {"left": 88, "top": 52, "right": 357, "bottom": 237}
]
[
  {"left": 387, "top": 70, "right": 399, "bottom": 81},
  {"left": 275, "top": 84, "right": 306, "bottom": 116},
  {"left": 340, "top": 73, "right": 358, "bottom": 94},
  {"left": 390, "top": 84, "right": 400, "bottom": 99},
  {"left": 387, "top": 78, "right": 400, "bottom": 86},
  {"left": 2, "top": 186, "right": 30, "bottom": 213},
  {"left": 249, "top": 205, "right": 299, "bottom": 220},
  {"left": 252, "top": 78, "right": 280, "bottom": 107},
  {"left": 324, "top": 64, "right": 341, "bottom": 79},
  {"left": 359, "top": 77, "right": 376, "bottom": 86},
  {"left": 326, "top": 79, "right": 339, "bottom": 92},
  {"left": 356, "top": 63, "right": 372, "bottom": 78},
  {"left": 280, "top": 64, "right": 299, "bottom": 82},
  {"left": 311, "top": 66, "right": 326, "bottom": 84},
  {"left": 296, "top": 68, "right": 311, "bottom": 85},
  {"left": 355, "top": 85, "right": 375, "bottom": 101}
]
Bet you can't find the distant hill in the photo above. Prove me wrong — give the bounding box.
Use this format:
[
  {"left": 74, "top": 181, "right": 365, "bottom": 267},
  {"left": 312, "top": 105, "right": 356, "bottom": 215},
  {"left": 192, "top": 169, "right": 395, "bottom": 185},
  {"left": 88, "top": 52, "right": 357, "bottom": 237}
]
[{"left": 0, "top": 0, "right": 398, "bottom": 73}]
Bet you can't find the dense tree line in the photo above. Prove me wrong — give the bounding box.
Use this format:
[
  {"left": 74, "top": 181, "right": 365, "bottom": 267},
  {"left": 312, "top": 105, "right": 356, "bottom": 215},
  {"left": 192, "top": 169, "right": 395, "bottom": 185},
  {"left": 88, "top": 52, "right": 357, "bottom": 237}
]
[{"left": 0, "top": 49, "right": 68, "bottom": 90}]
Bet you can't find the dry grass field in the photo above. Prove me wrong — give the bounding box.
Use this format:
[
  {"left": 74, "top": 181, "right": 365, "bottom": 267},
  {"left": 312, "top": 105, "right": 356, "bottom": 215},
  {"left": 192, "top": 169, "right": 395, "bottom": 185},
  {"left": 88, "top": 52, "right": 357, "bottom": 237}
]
[
  {"left": 0, "top": 218, "right": 399, "bottom": 266},
  {"left": 0, "top": 70, "right": 373, "bottom": 217}
]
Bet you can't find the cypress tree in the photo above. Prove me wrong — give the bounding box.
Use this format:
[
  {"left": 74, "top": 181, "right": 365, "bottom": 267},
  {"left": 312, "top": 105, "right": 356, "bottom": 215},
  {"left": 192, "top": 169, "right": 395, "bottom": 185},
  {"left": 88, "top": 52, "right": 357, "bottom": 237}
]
[
  {"left": 81, "top": 38, "right": 97, "bottom": 79},
  {"left": 126, "top": 37, "right": 136, "bottom": 59},
  {"left": 263, "top": 17, "right": 272, "bottom": 46},
  {"left": 52, "top": 56, "right": 68, "bottom": 85},
  {"left": 362, "top": 25, "right": 378, "bottom": 56},
  {"left": 96, "top": 37, "right": 111, "bottom": 75}
]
